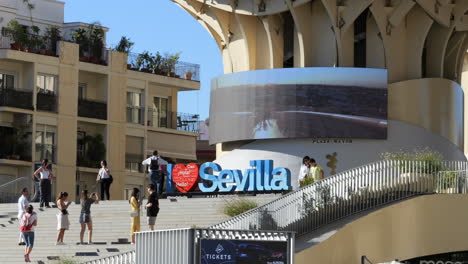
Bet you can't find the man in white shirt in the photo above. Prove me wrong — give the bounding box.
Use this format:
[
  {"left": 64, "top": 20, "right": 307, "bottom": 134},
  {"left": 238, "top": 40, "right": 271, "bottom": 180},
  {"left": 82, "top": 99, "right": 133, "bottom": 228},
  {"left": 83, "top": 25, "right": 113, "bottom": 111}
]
[
  {"left": 297, "top": 156, "right": 310, "bottom": 189},
  {"left": 142, "top": 150, "right": 168, "bottom": 195},
  {"left": 17, "top": 187, "right": 29, "bottom": 245}
]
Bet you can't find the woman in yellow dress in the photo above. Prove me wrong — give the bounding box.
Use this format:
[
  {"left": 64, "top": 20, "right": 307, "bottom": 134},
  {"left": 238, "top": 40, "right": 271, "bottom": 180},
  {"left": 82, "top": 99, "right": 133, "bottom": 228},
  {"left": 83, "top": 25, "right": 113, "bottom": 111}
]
[{"left": 129, "top": 188, "right": 140, "bottom": 244}]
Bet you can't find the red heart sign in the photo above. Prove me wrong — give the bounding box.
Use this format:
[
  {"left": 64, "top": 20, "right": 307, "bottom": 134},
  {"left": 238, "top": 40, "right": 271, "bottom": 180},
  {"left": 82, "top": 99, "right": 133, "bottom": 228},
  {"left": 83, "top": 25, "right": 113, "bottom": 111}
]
[{"left": 172, "top": 163, "right": 199, "bottom": 193}]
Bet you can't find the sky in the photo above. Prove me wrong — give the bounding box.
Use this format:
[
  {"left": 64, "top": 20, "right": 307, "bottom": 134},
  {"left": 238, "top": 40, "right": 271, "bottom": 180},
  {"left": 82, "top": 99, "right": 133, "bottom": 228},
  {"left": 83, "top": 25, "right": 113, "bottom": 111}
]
[{"left": 63, "top": 0, "right": 223, "bottom": 120}]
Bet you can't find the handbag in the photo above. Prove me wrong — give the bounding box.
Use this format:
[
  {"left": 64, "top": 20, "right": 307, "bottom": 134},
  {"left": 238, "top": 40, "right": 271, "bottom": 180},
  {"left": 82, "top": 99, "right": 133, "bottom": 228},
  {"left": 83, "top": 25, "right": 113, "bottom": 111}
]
[
  {"left": 130, "top": 210, "right": 138, "bottom": 217},
  {"left": 109, "top": 174, "right": 113, "bottom": 184}
]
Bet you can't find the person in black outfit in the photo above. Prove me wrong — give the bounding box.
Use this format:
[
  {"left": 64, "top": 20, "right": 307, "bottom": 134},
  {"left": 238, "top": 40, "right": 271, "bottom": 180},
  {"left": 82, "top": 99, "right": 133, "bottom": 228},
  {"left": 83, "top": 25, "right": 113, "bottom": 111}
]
[
  {"left": 145, "top": 184, "right": 159, "bottom": 231},
  {"left": 33, "top": 159, "right": 54, "bottom": 208},
  {"left": 96, "top": 160, "right": 112, "bottom": 200}
]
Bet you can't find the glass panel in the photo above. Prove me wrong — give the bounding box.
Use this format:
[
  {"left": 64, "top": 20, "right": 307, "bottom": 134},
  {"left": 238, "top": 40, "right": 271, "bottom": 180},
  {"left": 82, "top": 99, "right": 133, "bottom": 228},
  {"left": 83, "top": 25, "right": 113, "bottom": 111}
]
[
  {"left": 45, "top": 76, "right": 56, "bottom": 93},
  {"left": 35, "top": 131, "right": 43, "bottom": 144},
  {"left": 45, "top": 132, "right": 54, "bottom": 145},
  {"left": 36, "top": 75, "right": 45, "bottom": 91},
  {"left": 78, "top": 83, "right": 87, "bottom": 99},
  {"left": 127, "top": 92, "right": 133, "bottom": 106},
  {"left": 134, "top": 93, "right": 141, "bottom": 107},
  {"left": 160, "top": 98, "right": 168, "bottom": 128},
  {"left": 153, "top": 97, "right": 160, "bottom": 127}
]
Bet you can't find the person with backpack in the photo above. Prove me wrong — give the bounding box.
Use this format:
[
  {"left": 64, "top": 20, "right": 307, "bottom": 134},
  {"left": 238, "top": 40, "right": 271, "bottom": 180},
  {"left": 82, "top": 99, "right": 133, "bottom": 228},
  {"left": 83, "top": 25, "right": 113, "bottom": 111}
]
[
  {"left": 20, "top": 205, "right": 37, "bottom": 262},
  {"left": 142, "top": 151, "right": 168, "bottom": 195},
  {"left": 96, "top": 160, "right": 112, "bottom": 200}
]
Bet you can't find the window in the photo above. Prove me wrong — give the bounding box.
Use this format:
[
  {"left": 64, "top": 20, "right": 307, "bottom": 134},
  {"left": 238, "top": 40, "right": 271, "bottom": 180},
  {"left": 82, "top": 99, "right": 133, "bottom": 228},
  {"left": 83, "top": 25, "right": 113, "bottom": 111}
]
[
  {"left": 35, "top": 125, "right": 56, "bottom": 163},
  {"left": 78, "top": 83, "right": 87, "bottom": 100},
  {"left": 127, "top": 91, "right": 143, "bottom": 124},
  {"left": 37, "top": 74, "right": 57, "bottom": 94},
  {"left": 0, "top": 73, "right": 15, "bottom": 89},
  {"left": 77, "top": 131, "right": 86, "bottom": 160},
  {"left": 153, "top": 96, "right": 169, "bottom": 128}
]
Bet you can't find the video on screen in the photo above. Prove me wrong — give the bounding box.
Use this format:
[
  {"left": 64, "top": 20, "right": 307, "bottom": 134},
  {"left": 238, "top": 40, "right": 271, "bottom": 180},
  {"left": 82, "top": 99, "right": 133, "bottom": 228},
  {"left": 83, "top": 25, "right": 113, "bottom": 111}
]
[{"left": 209, "top": 68, "right": 388, "bottom": 144}]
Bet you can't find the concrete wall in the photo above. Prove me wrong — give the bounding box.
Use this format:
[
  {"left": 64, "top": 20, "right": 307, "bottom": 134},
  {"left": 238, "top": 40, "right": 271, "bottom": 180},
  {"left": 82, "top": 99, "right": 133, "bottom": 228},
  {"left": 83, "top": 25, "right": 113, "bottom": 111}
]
[{"left": 295, "top": 195, "right": 468, "bottom": 264}]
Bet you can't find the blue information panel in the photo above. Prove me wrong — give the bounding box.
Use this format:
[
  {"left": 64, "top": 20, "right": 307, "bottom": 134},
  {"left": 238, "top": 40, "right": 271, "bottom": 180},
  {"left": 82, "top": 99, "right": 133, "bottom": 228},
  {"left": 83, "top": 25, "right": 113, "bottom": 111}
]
[{"left": 200, "top": 239, "right": 288, "bottom": 264}]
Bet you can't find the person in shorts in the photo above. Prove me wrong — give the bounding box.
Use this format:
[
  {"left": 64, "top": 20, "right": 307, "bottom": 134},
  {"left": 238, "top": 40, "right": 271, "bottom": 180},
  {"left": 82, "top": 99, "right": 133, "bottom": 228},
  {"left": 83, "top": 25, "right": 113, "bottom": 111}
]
[
  {"left": 145, "top": 184, "right": 159, "bottom": 230},
  {"left": 79, "top": 190, "right": 99, "bottom": 244},
  {"left": 20, "top": 205, "right": 37, "bottom": 262}
]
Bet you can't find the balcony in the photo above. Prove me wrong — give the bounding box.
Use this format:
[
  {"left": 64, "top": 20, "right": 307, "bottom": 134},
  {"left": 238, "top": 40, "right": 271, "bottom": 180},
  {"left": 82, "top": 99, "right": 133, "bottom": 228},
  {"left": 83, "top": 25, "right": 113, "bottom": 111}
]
[
  {"left": 127, "top": 52, "right": 200, "bottom": 81},
  {"left": 35, "top": 143, "right": 56, "bottom": 164},
  {"left": 36, "top": 91, "right": 58, "bottom": 112},
  {"left": 0, "top": 29, "right": 58, "bottom": 57},
  {"left": 0, "top": 126, "right": 32, "bottom": 162},
  {"left": 78, "top": 99, "right": 107, "bottom": 120},
  {"left": 126, "top": 106, "right": 144, "bottom": 125},
  {"left": 0, "top": 88, "right": 33, "bottom": 110},
  {"left": 147, "top": 110, "right": 199, "bottom": 133}
]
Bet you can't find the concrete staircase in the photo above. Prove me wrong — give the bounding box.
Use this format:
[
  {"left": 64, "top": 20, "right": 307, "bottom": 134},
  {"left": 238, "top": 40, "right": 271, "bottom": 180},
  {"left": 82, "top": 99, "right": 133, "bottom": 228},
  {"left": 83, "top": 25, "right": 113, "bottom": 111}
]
[{"left": 0, "top": 195, "right": 277, "bottom": 263}]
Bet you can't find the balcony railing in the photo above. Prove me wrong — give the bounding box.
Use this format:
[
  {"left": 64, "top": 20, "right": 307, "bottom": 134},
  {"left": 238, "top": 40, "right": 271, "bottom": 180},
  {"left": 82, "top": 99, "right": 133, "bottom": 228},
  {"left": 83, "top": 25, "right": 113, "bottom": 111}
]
[
  {"left": 126, "top": 106, "right": 144, "bottom": 125},
  {"left": 0, "top": 87, "right": 33, "bottom": 110},
  {"left": 78, "top": 98, "right": 107, "bottom": 120},
  {"left": 36, "top": 91, "right": 58, "bottom": 112},
  {"left": 147, "top": 110, "right": 199, "bottom": 133},
  {"left": 35, "top": 143, "right": 56, "bottom": 164},
  {"left": 0, "top": 30, "right": 58, "bottom": 56},
  {"left": 127, "top": 52, "right": 200, "bottom": 81}
]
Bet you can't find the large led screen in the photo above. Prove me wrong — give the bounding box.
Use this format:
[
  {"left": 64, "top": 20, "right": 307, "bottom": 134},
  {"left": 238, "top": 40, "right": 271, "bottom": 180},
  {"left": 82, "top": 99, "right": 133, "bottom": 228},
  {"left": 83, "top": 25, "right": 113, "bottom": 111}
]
[
  {"left": 209, "top": 68, "right": 388, "bottom": 144},
  {"left": 200, "top": 239, "right": 289, "bottom": 264}
]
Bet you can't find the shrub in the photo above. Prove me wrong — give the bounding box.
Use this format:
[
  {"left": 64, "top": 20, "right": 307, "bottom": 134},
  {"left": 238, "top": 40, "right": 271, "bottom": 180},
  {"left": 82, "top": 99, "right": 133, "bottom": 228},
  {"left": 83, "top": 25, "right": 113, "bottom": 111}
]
[
  {"left": 381, "top": 147, "right": 444, "bottom": 173},
  {"left": 299, "top": 176, "right": 314, "bottom": 188},
  {"left": 223, "top": 198, "right": 257, "bottom": 217}
]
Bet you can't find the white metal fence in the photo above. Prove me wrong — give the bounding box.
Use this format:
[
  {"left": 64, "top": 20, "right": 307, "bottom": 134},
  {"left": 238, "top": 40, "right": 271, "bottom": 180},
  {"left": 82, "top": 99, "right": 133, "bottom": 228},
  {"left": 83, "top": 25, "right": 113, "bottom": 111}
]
[
  {"left": 81, "top": 251, "right": 135, "bottom": 264},
  {"left": 210, "top": 160, "right": 468, "bottom": 236}
]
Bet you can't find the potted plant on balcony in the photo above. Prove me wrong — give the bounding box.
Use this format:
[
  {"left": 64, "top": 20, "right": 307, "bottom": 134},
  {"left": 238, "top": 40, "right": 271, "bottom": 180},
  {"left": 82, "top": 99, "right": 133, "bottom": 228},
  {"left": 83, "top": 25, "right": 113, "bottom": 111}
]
[
  {"left": 29, "top": 26, "right": 42, "bottom": 53},
  {"left": 150, "top": 52, "right": 163, "bottom": 74},
  {"left": 44, "top": 25, "right": 61, "bottom": 56},
  {"left": 184, "top": 71, "right": 193, "bottom": 80},
  {"left": 115, "top": 36, "right": 134, "bottom": 53},
  {"left": 88, "top": 23, "right": 105, "bottom": 64},
  {"left": 72, "top": 28, "right": 89, "bottom": 61},
  {"left": 2, "top": 20, "right": 28, "bottom": 51},
  {"left": 166, "top": 52, "right": 181, "bottom": 77},
  {"left": 139, "top": 51, "right": 152, "bottom": 73}
]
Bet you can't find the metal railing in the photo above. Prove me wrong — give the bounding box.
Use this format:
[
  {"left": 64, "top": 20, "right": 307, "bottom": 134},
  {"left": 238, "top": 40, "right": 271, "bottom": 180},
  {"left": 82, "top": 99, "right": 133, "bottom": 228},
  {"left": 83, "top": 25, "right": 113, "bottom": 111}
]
[
  {"left": 80, "top": 251, "right": 135, "bottom": 264},
  {"left": 127, "top": 52, "right": 200, "bottom": 81},
  {"left": 0, "top": 87, "right": 33, "bottom": 110},
  {"left": 135, "top": 228, "right": 294, "bottom": 264},
  {"left": 0, "top": 177, "right": 31, "bottom": 203},
  {"left": 147, "top": 110, "right": 200, "bottom": 133},
  {"left": 0, "top": 31, "right": 58, "bottom": 56},
  {"left": 210, "top": 160, "right": 468, "bottom": 237},
  {"left": 36, "top": 91, "right": 58, "bottom": 112},
  {"left": 78, "top": 98, "right": 107, "bottom": 120}
]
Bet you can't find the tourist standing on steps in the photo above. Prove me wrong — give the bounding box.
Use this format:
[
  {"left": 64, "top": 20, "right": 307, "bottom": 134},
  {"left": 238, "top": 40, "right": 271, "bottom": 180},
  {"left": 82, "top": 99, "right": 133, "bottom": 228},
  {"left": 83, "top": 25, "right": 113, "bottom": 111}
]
[
  {"left": 17, "top": 187, "right": 29, "bottom": 246},
  {"left": 34, "top": 159, "right": 54, "bottom": 208},
  {"left": 129, "top": 188, "right": 141, "bottom": 244},
  {"left": 56, "top": 192, "right": 71, "bottom": 245},
  {"left": 20, "top": 205, "right": 37, "bottom": 262},
  {"left": 142, "top": 151, "right": 168, "bottom": 195},
  {"left": 96, "top": 160, "right": 112, "bottom": 200},
  {"left": 145, "top": 184, "right": 159, "bottom": 231},
  {"left": 79, "top": 190, "right": 99, "bottom": 245}
]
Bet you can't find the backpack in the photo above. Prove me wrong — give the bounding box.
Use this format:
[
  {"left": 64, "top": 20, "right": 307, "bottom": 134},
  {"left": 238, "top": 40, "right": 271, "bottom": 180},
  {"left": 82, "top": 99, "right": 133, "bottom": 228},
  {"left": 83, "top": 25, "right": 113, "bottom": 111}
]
[
  {"left": 20, "top": 214, "right": 34, "bottom": 232},
  {"left": 150, "top": 158, "right": 159, "bottom": 171}
]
